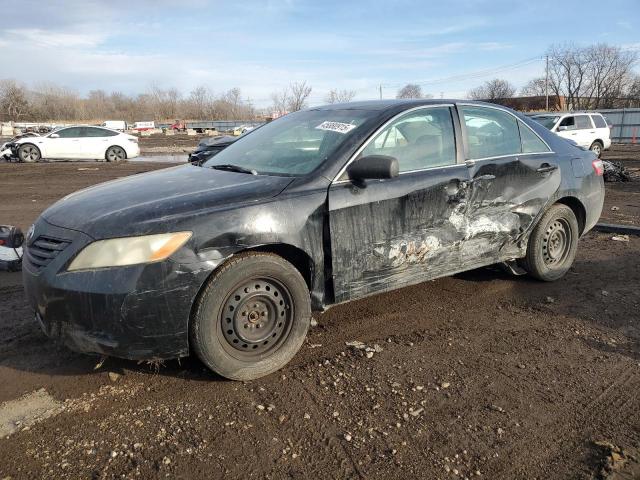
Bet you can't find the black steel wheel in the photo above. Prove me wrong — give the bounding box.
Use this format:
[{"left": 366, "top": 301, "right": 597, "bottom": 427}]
[
  {"left": 541, "top": 218, "right": 572, "bottom": 267},
  {"left": 220, "top": 277, "right": 293, "bottom": 357},
  {"left": 18, "top": 144, "right": 41, "bottom": 162},
  {"left": 105, "top": 146, "right": 126, "bottom": 162},
  {"left": 191, "top": 252, "right": 311, "bottom": 380},
  {"left": 521, "top": 204, "right": 579, "bottom": 281}
]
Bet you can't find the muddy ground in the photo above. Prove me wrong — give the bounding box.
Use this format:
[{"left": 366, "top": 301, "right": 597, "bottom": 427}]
[{"left": 0, "top": 147, "right": 639, "bottom": 479}]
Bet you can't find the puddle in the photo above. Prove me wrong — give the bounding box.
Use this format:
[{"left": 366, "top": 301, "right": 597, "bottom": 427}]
[{"left": 132, "top": 154, "right": 188, "bottom": 163}]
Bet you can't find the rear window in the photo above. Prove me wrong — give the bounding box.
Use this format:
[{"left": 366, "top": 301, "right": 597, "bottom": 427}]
[{"left": 591, "top": 115, "right": 607, "bottom": 129}]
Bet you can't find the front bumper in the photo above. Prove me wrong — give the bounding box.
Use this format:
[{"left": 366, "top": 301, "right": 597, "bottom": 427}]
[{"left": 22, "top": 219, "right": 217, "bottom": 360}]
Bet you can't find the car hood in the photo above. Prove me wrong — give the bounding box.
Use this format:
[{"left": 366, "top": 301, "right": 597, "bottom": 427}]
[{"left": 42, "top": 164, "right": 294, "bottom": 238}]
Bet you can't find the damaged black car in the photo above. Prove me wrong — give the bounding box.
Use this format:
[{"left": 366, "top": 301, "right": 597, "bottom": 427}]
[{"left": 23, "top": 100, "right": 604, "bottom": 380}]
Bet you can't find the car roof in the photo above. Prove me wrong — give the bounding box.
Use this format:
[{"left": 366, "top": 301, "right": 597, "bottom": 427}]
[
  {"left": 532, "top": 111, "right": 604, "bottom": 117},
  {"left": 309, "top": 99, "right": 510, "bottom": 113}
]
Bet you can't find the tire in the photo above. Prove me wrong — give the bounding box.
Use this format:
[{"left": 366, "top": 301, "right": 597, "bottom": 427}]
[
  {"left": 105, "top": 146, "right": 126, "bottom": 162},
  {"left": 190, "top": 252, "right": 311, "bottom": 380},
  {"left": 521, "top": 204, "right": 579, "bottom": 281},
  {"left": 18, "top": 144, "right": 41, "bottom": 162},
  {"left": 589, "top": 141, "right": 603, "bottom": 158}
]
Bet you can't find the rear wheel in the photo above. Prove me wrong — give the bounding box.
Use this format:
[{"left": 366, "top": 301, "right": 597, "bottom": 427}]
[
  {"left": 105, "top": 146, "right": 126, "bottom": 162},
  {"left": 589, "top": 141, "right": 603, "bottom": 157},
  {"left": 521, "top": 204, "right": 579, "bottom": 281},
  {"left": 18, "top": 144, "right": 41, "bottom": 162},
  {"left": 190, "top": 252, "right": 311, "bottom": 380}
]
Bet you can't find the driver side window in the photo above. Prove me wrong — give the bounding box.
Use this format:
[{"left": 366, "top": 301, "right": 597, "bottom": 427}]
[
  {"left": 56, "top": 127, "right": 82, "bottom": 138},
  {"left": 361, "top": 106, "right": 457, "bottom": 172}
]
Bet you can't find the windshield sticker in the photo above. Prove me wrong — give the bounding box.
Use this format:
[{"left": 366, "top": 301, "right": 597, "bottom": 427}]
[{"left": 315, "top": 121, "right": 357, "bottom": 134}]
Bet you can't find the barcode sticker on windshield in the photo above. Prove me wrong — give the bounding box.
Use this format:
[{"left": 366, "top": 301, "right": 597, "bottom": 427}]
[{"left": 315, "top": 121, "right": 357, "bottom": 134}]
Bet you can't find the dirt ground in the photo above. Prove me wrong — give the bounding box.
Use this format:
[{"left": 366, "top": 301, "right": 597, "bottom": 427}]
[{"left": 0, "top": 147, "right": 639, "bottom": 479}]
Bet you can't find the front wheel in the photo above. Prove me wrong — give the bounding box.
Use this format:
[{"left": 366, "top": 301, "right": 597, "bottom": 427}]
[
  {"left": 521, "top": 204, "right": 579, "bottom": 281},
  {"left": 18, "top": 144, "right": 41, "bottom": 162},
  {"left": 105, "top": 146, "right": 126, "bottom": 162},
  {"left": 190, "top": 252, "right": 311, "bottom": 380}
]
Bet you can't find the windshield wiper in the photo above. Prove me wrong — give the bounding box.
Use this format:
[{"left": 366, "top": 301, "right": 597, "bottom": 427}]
[{"left": 210, "top": 164, "right": 258, "bottom": 175}]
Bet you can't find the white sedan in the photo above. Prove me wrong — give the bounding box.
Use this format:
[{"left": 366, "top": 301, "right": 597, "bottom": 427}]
[{"left": 12, "top": 126, "right": 140, "bottom": 162}]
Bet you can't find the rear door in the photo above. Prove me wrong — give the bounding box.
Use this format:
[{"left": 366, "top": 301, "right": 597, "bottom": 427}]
[
  {"left": 458, "top": 104, "right": 561, "bottom": 259},
  {"left": 328, "top": 105, "right": 472, "bottom": 302},
  {"left": 574, "top": 114, "right": 595, "bottom": 148},
  {"left": 81, "top": 127, "right": 115, "bottom": 159}
]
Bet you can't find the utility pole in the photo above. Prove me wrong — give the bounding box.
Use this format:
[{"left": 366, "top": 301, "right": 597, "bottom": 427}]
[
  {"left": 545, "top": 54, "right": 549, "bottom": 111},
  {"left": 379, "top": 84, "right": 382, "bottom": 100}
]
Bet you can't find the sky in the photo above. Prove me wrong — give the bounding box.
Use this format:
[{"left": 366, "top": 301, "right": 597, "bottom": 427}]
[{"left": 0, "top": 0, "right": 638, "bottom": 107}]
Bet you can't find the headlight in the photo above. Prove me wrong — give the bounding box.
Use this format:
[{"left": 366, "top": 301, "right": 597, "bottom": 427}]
[{"left": 67, "top": 232, "right": 192, "bottom": 271}]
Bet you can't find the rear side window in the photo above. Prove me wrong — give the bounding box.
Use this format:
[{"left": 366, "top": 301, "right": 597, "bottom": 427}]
[
  {"left": 82, "top": 127, "right": 118, "bottom": 137},
  {"left": 461, "top": 106, "right": 521, "bottom": 159},
  {"left": 591, "top": 115, "right": 607, "bottom": 128},
  {"left": 362, "top": 106, "right": 457, "bottom": 172},
  {"left": 518, "top": 122, "right": 550, "bottom": 153},
  {"left": 575, "top": 115, "right": 593, "bottom": 129}
]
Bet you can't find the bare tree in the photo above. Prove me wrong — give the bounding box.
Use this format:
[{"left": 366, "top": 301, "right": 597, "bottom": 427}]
[
  {"left": 287, "top": 81, "right": 312, "bottom": 111},
  {"left": 0, "top": 79, "right": 30, "bottom": 120},
  {"left": 396, "top": 83, "right": 423, "bottom": 99},
  {"left": 520, "top": 77, "right": 547, "bottom": 96},
  {"left": 468, "top": 79, "right": 516, "bottom": 100},
  {"left": 628, "top": 76, "right": 640, "bottom": 99},
  {"left": 547, "top": 43, "right": 637, "bottom": 109},
  {"left": 325, "top": 88, "right": 356, "bottom": 104},
  {"left": 270, "top": 88, "right": 289, "bottom": 116}
]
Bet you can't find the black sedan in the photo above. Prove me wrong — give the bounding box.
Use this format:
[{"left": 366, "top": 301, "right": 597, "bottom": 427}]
[{"left": 23, "top": 100, "right": 604, "bottom": 380}]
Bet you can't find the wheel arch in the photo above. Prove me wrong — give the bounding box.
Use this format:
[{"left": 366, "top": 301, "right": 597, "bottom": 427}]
[
  {"left": 17, "top": 142, "right": 42, "bottom": 159},
  {"left": 556, "top": 196, "right": 586, "bottom": 235},
  {"left": 186, "top": 242, "right": 316, "bottom": 357},
  {"left": 189, "top": 242, "right": 316, "bottom": 316}
]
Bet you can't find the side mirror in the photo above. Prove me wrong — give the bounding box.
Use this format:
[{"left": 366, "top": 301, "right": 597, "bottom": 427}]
[
  {"left": 557, "top": 126, "right": 568, "bottom": 132},
  {"left": 347, "top": 155, "right": 399, "bottom": 181},
  {"left": 49, "top": 133, "right": 60, "bottom": 138}
]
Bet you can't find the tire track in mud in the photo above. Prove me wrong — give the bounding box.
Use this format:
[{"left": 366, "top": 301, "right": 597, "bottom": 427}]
[{"left": 488, "top": 348, "right": 640, "bottom": 478}]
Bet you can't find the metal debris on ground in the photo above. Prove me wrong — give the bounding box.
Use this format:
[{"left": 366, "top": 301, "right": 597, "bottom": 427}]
[
  {"left": 602, "top": 160, "right": 633, "bottom": 182},
  {"left": 611, "top": 234, "right": 630, "bottom": 242}
]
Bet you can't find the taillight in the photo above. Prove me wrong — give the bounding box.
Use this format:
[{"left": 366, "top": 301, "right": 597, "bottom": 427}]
[
  {"left": 128, "top": 137, "right": 138, "bottom": 143},
  {"left": 592, "top": 159, "right": 604, "bottom": 176}
]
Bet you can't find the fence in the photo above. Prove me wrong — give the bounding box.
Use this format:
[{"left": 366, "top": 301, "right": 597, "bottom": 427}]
[{"left": 595, "top": 109, "right": 640, "bottom": 144}]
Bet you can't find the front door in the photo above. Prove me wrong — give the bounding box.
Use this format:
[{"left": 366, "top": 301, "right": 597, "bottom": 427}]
[
  {"left": 328, "top": 105, "right": 471, "bottom": 303},
  {"left": 457, "top": 105, "right": 562, "bottom": 260},
  {"left": 44, "top": 127, "right": 84, "bottom": 159}
]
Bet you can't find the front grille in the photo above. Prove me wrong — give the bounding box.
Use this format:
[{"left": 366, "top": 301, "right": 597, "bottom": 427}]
[{"left": 26, "top": 235, "right": 70, "bottom": 271}]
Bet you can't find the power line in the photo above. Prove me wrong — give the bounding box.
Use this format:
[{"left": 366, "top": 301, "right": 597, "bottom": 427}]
[{"left": 382, "top": 55, "right": 544, "bottom": 90}]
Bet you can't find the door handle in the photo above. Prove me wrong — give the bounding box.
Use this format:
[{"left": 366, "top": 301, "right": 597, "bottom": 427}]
[{"left": 537, "top": 164, "right": 558, "bottom": 173}]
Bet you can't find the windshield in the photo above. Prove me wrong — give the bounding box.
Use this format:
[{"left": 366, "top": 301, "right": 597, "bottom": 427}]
[
  {"left": 532, "top": 115, "right": 560, "bottom": 130},
  {"left": 203, "top": 109, "right": 374, "bottom": 176}
]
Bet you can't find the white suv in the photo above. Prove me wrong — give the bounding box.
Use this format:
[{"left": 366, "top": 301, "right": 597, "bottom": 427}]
[{"left": 531, "top": 112, "right": 611, "bottom": 157}]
